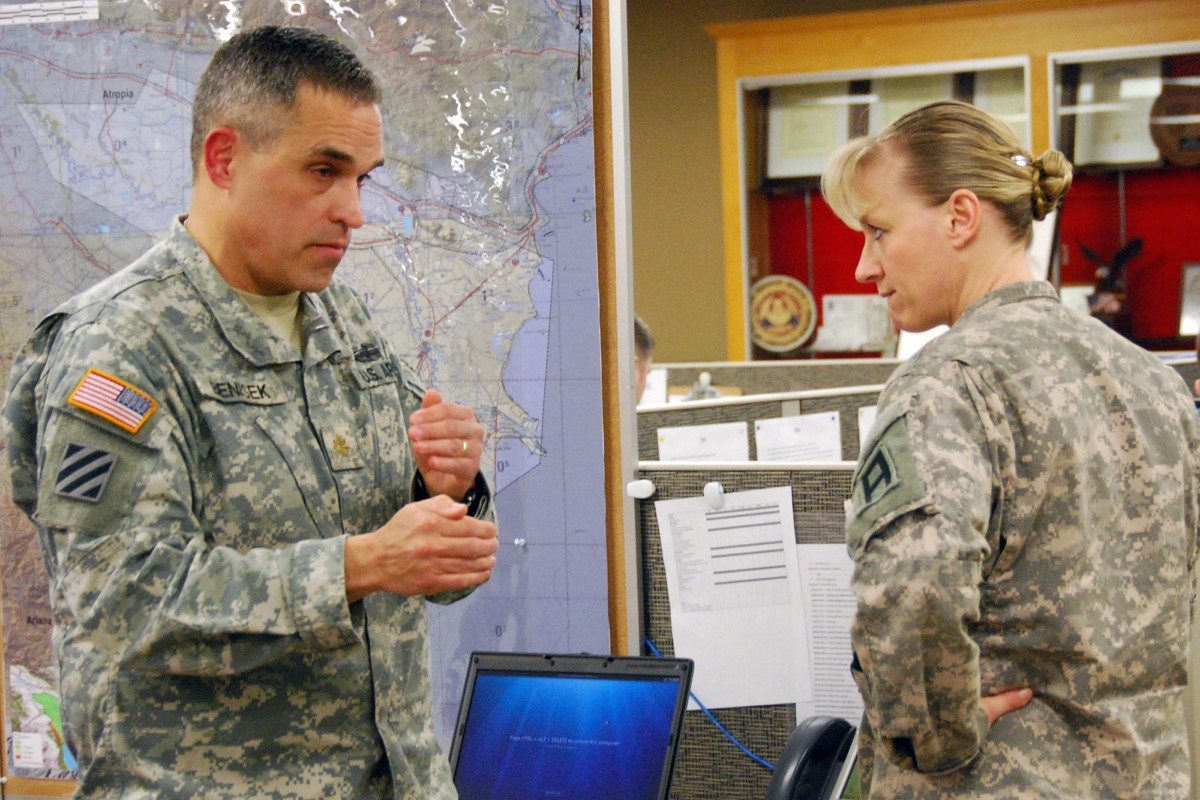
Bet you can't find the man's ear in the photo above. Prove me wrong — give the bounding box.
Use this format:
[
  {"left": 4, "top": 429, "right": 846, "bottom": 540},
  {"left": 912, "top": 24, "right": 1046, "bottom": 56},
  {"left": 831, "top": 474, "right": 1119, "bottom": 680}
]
[
  {"left": 945, "top": 188, "right": 981, "bottom": 247},
  {"left": 202, "top": 128, "right": 238, "bottom": 189}
]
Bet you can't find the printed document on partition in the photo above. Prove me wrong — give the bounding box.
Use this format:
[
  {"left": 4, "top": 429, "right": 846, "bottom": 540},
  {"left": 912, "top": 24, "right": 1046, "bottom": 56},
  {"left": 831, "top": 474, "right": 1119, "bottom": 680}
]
[
  {"left": 857, "top": 405, "right": 878, "bottom": 454},
  {"left": 797, "top": 543, "right": 864, "bottom": 722},
  {"left": 657, "top": 421, "right": 750, "bottom": 462},
  {"left": 655, "top": 486, "right": 812, "bottom": 709},
  {"left": 754, "top": 412, "right": 841, "bottom": 462}
]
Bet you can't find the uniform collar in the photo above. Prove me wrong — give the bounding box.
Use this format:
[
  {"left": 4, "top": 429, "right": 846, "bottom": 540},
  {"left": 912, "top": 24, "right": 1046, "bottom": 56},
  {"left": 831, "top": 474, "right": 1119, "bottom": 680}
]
[
  {"left": 957, "top": 280, "right": 1059, "bottom": 325},
  {"left": 168, "top": 217, "right": 348, "bottom": 368}
]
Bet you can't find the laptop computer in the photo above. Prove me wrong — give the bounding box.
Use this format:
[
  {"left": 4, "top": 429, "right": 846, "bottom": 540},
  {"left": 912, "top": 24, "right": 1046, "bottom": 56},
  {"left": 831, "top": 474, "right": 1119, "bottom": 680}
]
[{"left": 448, "top": 651, "right": 694, "bottom": 800}]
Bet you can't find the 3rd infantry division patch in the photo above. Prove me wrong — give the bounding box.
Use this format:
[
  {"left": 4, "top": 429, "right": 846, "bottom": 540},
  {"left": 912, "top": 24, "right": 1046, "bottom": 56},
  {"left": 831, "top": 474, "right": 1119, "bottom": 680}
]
[{"left": 53, "top": 443, "right": 117, "bottom": 503}]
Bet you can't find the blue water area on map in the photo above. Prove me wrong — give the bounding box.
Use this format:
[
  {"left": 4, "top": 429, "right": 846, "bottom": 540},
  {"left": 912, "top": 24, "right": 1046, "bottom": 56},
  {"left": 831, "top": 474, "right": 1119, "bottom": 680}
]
[{"left": 429, "top": 127, "right": 609, "bottom": 747}]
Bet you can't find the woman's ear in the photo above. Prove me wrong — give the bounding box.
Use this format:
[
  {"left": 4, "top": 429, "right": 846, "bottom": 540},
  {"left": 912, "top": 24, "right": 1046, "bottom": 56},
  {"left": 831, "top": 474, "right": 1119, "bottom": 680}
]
[{"left": 945, "top": 188, "right": 982, "bottom": 247}]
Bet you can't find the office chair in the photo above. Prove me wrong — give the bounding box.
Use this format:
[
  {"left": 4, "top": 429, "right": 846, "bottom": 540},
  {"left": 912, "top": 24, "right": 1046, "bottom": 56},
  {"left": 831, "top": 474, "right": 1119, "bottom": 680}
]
[{"left": 765, "top": 715, "right": 857, "bottom": 800}]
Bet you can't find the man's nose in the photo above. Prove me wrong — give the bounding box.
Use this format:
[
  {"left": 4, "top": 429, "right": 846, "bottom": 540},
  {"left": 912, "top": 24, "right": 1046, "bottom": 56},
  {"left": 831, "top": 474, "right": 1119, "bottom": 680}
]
[{"left": 334, "top": 180, "right": 365, "bottom": 229}]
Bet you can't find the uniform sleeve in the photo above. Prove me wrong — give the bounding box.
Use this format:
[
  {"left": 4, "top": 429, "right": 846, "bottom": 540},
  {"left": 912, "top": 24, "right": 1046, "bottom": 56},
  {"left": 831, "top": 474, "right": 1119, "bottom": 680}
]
[
  {"left": 1191, "top": 436, "right": 1200, "bottom": 628},
  {"left": 393, "top": 353, "right": 497, "bottom": 605},
  {"left": 410, "top": 467, "right": 496, "bottom": 605},
  {"left": 846, "top": 372, "right": 994, "bottom": 774},
  {"left": 25, "top": 331, "right": 361, "bottom": 678},
  {"left": 3, "top": 312, "right": 65, "bottom": 518}
]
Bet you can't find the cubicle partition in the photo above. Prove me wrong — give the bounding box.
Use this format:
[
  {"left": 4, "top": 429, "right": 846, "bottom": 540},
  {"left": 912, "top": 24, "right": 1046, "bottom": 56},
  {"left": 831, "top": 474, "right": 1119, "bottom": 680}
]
[
  {"left": 637, "top": 356, "right": 1200, "bottom": 800},
  {"left": 661, "top": 359, "right": 900, "bottom": 397},
  {"left": 1165, "top": 356, "right": 1199, "bottom": 393},
  {"left": 663, "top": 351, "right": 1196, "bottom": 400},
  {"left": 634, "top": 461, "right": 855, "bottom": 800},
  {"left": 637, "top": 385, "right": 885, "bottom": 462}
]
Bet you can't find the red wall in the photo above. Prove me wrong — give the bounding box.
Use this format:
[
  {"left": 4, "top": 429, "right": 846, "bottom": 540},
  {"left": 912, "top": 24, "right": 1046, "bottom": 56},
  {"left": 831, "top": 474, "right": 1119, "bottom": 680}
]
[
  {"left": 1057, "top": 167, "right": 1200, "bottom": 342},
  {"left": 767, "top": 193, "right": 866, "bottom": 332},
  {"left": 767, "top": 165, "right": 1200, "bottom": 346}
]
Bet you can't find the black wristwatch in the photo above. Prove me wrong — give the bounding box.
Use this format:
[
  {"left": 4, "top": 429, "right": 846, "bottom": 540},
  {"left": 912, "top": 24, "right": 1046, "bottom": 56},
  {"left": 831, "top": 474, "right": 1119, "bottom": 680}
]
[{"left": 412, "top": 470, "right": 490, "bottom": 518}]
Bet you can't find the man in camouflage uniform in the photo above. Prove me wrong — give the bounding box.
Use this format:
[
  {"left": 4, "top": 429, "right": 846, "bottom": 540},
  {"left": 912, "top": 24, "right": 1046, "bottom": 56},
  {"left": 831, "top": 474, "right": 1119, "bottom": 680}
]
[{"left": 3, "top": 26, "right": 498, "bottom": 799}]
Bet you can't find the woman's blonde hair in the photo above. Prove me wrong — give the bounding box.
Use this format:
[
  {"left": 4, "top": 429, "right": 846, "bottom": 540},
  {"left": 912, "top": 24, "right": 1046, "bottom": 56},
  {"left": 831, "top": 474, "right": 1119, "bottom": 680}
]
[{"left": 821, "top": 100, "right": 1072, "bottom": 247}]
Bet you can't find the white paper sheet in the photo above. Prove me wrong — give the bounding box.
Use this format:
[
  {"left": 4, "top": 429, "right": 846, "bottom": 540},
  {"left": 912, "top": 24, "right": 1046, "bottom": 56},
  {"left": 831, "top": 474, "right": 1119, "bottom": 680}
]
[
  {"left": 896, "top": 325, "right": 947, "bottom": 359},
  {"left": 654, "top": 486, "right": 812, "bottom": 710},
  {"left": 857, "top": 405, "right": 878, "bottom": 454},
  {"left": 656, "top": 421, "right": 750, "bottom": 462},
  {"left": 754, "top": 412, "right": 841, "bottom": 462},
  {"left": 639, "top": 367, "right": 668, "bottom": 406},
  {"left": 797, "top": 543, "right": 864, "bottom": 722}
]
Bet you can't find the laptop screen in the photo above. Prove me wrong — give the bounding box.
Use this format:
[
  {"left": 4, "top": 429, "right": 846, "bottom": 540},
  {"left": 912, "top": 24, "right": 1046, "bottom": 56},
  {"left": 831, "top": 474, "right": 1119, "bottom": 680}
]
[{"left": 449, "top": 652, "right": 693, "bottom": 800}]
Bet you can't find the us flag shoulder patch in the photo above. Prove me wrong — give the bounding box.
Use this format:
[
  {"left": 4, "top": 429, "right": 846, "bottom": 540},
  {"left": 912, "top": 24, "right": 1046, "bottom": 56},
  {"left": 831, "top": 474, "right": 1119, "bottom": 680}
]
[
  {"left": 68, "top": 369, "right": 157, "bottom": 434},
  {"left": 54, "top": 443, "right": 117, "bottom": 503}
]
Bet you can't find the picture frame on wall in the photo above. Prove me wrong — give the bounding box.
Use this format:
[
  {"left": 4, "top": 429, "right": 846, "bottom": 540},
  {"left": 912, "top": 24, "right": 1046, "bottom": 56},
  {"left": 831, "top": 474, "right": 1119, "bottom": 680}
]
[
  {"left": 1066, "top": 57, "right": 1164, "bottom": 167},
  {"left": 766, "top": 81, "right": 852, "bottom": 179},
  {"left": 1178, "top": 262, "right": 1200, "bottom": 336}
]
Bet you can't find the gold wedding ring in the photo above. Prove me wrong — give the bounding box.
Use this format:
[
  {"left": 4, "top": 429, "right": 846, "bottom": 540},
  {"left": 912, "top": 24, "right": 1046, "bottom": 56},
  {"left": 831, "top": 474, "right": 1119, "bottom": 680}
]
[{"left": 460, "top": 439, "right": 469, "bottom": 456}]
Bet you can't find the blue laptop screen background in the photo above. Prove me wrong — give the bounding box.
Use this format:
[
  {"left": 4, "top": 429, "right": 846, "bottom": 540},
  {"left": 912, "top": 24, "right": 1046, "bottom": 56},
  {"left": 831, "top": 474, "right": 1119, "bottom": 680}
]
[{"left": 453, "top": 671, "right": 682, "bottom": 800}]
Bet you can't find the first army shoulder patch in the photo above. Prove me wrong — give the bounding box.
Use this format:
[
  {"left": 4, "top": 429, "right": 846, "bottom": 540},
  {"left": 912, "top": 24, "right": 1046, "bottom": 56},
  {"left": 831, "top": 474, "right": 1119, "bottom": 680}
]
[
  {"left": 850, "top": 413, "right": 929, "bottom": 525},
  {"left": 858, "top": 441, "right": 898, "bottom": 508},
  {"left": 68, "top": 369, "right": 157, "bottom": 434}
]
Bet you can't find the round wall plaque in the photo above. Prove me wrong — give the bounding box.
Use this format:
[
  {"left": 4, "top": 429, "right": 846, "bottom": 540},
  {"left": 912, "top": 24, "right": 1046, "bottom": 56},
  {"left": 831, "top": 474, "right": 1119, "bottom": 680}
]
[
  {"left": 749, "top": 274, "right": 816, "bottom": 353},
  {"left": 1150, "top": 82, "right": 1200, "bottom": 167}
]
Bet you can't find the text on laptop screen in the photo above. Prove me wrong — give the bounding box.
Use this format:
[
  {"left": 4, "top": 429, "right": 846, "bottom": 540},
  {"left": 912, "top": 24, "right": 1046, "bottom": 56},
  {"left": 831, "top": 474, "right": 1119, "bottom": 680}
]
[{"left": 453, "top": 671, "right": 684, "bottom": 800}]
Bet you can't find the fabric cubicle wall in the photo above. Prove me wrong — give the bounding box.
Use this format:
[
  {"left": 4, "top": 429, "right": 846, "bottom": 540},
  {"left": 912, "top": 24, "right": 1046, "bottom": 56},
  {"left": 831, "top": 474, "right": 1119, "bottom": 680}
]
[
  {"left": 634, "top": 462, "right": 855, "bottom": 800},
  {"left": 637, "top": 386, "right": 885, "bottom": 462}
]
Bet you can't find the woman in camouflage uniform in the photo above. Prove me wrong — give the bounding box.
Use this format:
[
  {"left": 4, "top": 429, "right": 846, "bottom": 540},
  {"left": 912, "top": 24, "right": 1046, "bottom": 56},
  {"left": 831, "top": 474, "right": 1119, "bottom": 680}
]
[{"left": 823, "top": 100, "right": 1199, "bottom": 799}]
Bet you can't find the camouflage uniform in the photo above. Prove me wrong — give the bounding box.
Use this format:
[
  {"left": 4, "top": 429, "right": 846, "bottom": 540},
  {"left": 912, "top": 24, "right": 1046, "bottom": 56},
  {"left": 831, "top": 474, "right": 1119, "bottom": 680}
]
[
  {"left": 846, "top": 281, "right": 1199, "bottom": 798},
  {"left": 3, "top": 219, "right": 491, "bottom": 799}
]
